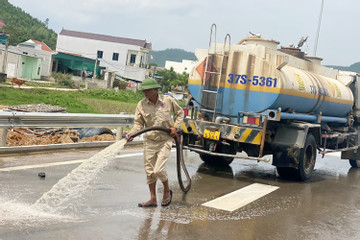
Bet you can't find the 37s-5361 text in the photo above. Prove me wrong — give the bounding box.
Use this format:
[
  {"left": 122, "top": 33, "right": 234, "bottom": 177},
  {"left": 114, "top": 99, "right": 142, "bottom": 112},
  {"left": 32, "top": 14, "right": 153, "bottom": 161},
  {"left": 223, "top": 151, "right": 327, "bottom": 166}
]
[{"left": 227, "top": 74, "right": 278, "bottom": 88}]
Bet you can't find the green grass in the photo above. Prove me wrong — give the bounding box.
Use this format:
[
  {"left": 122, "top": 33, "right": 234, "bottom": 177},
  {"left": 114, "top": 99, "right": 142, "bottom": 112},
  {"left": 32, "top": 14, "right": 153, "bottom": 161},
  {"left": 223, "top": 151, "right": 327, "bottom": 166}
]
[
  {"left": 0, "top": 86, "right": 143, "bottom": 113},
  {"left": 0, "top": 80, "right": 186, "bottom": 114},
  {"left": 3, "top": 79, "right": 62, "bottom": 88},
  {"left": 22, "top": 81, "right": 62, "bottom": 88},
  {"left": 80, "top": 98, "right": 138, "bottom": 114}
]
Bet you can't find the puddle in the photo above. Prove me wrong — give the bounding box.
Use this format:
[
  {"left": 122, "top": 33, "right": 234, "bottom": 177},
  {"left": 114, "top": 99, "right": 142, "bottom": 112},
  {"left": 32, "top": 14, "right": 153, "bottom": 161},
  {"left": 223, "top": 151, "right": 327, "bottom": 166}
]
[
  {"left": 33, "top": 139, "right": 127, "bottom": 213},
  {"left": 0, "top": 197, "right": 76, "bottom": 228},
  {"left": 0, "top": 139, "right": 128, "bottom": 227}
]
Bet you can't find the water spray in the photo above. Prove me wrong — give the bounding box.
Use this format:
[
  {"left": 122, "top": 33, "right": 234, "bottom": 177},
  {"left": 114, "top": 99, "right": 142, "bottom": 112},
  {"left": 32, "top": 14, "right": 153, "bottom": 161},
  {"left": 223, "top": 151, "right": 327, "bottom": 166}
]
[{"left": 128, "top": 126, "right": 191, "bottom": 193}]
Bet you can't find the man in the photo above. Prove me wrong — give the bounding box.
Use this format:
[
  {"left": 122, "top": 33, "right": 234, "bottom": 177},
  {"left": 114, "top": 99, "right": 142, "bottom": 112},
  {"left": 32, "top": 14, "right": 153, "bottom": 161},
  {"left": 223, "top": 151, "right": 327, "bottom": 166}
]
[{"left": 126, "top": 78, "right": 184, "bottom": 207}]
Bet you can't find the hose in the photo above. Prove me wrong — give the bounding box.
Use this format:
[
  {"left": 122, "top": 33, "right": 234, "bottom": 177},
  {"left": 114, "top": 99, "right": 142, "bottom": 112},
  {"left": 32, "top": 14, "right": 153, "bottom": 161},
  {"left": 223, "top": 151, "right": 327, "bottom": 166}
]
[{"left": 129, "top": 126, "right": 191, "bottom": 192}]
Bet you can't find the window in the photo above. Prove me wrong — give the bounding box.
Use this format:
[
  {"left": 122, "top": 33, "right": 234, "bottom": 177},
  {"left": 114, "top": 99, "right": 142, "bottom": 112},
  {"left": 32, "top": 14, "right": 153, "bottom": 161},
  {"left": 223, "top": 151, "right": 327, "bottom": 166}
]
[
  {"left": 97, "top": 50, "right": 103, "bottom": 59},
  {"left": 127, "top": 51, "right": 138, "bottom": 66},
  {"left": 130, "top": 54, "right": 136, "bottom": 64},
  {"left": 112, "top": 53, "right": 119, "bottom": 61}
]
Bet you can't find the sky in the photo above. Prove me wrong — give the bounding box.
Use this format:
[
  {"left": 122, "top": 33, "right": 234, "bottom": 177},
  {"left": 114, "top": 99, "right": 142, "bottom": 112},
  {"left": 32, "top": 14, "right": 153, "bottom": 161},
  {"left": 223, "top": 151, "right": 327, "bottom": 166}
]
[{"left": 7, "top": 0, "right": 360, "bottom": 66}]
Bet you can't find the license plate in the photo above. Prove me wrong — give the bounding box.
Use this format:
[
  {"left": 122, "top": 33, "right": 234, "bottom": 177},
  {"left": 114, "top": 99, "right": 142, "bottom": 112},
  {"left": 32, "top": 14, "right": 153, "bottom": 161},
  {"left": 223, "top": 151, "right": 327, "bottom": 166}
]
[{"left": 203, "top": 129, "right": 220, "bottom": 140}]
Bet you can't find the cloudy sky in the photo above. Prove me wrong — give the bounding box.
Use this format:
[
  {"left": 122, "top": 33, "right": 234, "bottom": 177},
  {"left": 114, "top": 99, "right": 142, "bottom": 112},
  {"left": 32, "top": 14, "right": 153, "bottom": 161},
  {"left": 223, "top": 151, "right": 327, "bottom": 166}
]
[{"left": 7, "top": 0, "right": 359, "bottom": 66}]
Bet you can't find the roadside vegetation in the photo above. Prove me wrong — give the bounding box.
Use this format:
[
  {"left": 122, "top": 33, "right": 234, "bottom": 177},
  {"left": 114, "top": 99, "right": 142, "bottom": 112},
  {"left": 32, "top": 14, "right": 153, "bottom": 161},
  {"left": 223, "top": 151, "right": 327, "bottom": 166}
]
[
  {"left": 0, "top": 67, "right": 187, "bottom": 114},
  {"left": 0, "top": 84, "right": 143, "bottom": 114}
]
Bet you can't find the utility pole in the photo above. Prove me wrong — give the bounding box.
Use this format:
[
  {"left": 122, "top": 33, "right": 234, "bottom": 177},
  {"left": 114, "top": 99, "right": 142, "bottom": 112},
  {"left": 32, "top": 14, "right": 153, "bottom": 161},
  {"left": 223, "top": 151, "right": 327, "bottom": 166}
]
[
  {"left": 2, "top": 38, "right": 8, "bottom": 73},
  {"left": 92, "top": 54, "right": 98, "bottom": 80},
  {"left": 0, "top": 38, "right": 8, "bottom": 82},
  {"left": 314, "top": 0, "right": 324, "bottom": 56}
]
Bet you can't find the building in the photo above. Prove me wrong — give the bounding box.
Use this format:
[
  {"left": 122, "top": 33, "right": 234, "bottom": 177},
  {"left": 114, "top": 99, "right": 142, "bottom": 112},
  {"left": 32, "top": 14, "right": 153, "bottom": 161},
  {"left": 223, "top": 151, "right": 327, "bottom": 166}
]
[
  {"left": 52, "top": 51, "right": 99, "bottom": 77},
  {"left": 0, "top": 44, "right": 42, "bottom": 80},
  {"left": 56, "top": 29, "right": 152, "bottom": 82},
  {"left": 165, "top": 59, "right": 196, "bottom": 74},
  {"left": 17, "top": 39, "right": 54, "bottom": 78}
]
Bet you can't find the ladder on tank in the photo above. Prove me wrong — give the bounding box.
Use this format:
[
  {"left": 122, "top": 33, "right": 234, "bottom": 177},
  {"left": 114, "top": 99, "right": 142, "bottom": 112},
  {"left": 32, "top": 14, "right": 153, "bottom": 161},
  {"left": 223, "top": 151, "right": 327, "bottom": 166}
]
[{"left": 200, "top": 24, "right": 231, "bottom": 122}]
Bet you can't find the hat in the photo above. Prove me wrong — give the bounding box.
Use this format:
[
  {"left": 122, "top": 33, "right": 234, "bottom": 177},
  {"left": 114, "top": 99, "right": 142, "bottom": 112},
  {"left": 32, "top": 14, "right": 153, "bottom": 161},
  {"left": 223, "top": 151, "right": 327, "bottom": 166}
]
[{"left": 140, "top": 78, "right": 161, "bottom": 90}]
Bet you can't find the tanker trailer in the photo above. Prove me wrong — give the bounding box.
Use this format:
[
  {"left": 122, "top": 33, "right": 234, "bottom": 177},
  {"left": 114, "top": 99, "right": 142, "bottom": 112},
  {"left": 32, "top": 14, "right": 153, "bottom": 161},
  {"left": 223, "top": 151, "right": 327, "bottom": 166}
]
[{"left": 182, "top": 24, "right": 360, "bottom": 181}]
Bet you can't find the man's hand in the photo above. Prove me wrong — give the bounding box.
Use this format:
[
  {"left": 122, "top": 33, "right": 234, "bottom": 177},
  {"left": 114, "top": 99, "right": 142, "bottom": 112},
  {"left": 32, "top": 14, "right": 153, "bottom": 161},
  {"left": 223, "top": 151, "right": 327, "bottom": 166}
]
[
  {"left": 125, "top": 133, "right": 134, "bottom": 142},
  {"left": 169, "top": 127, "right": 177, "bottom": 137}
]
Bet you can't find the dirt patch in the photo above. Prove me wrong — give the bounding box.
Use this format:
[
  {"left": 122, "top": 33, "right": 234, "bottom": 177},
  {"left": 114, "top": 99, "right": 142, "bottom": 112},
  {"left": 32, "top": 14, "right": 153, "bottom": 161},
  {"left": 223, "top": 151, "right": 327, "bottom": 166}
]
[
  {"left": 5, "top": 128, "right": 115, "bottom": 147},
  {"left": 79, "top": 134, "right": 115, "bottom": 142}
]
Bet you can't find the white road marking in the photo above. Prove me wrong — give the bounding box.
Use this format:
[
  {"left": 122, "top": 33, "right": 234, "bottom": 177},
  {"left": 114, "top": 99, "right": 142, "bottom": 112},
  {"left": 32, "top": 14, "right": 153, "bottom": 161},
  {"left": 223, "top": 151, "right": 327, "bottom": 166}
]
[
  {"left": 0, "top": 152, "right": 149, "bottom": 172},
  {"left": 0, "top": 159, "right": 86, "bottom": 172},
  {"left": 202, "top": 183, "right": 279, "bottom": 212}
]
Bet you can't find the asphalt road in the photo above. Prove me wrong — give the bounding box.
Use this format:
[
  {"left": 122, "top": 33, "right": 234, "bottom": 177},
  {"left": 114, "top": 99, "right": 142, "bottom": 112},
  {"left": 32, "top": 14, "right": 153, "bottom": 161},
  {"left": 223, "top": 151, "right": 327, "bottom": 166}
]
[{"left": 0, "top": 145, "right": 359, "bottom": 240}]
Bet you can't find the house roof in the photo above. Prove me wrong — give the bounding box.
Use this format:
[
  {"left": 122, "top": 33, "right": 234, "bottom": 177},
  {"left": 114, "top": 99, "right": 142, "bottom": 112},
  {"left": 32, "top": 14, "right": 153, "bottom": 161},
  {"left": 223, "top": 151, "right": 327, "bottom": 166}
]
[
  {"left": 59, "top": 29, "right": 152, "bottom": 50},
  {"left": 0, "top": 45, "right": 42, "bottom": 59},
  {"left": 53, "top": 51, "right": 98, "bottom": 72},
  {"left": 30, "top": 39, "right": 52, "bottom": 51},
  {"left": 57, "top": 51, "right": 84, "bottom": 57}
]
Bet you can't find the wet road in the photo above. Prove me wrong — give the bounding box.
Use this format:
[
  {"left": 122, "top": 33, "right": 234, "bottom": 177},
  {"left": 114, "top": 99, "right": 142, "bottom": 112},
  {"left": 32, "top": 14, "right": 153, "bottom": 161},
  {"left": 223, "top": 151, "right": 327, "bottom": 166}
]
[{"left": 0, "top": 146, "right": 359, "bottom": 240}]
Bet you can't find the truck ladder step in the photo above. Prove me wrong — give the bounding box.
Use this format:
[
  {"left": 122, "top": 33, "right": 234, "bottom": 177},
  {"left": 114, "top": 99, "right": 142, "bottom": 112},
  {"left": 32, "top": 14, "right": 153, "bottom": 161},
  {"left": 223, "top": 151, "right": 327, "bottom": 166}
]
[
  {"left": 201, "top": 109, "right": 216, "bottom": 113},
  {"left": 202, "top": 90, "right": 218, "bottom": 93},
  {"left": 205, "top": 71, "right": 220, "bottom": 75},
  {"left": 208, "top": 52, "right": 225, "bottom": 56}
]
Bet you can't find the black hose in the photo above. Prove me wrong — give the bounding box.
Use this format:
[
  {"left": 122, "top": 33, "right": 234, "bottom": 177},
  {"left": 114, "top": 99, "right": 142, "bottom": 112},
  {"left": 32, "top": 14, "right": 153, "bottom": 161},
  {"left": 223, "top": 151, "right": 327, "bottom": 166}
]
[{"left": 129, "top": 126, "right": 191, "bottom": 192}]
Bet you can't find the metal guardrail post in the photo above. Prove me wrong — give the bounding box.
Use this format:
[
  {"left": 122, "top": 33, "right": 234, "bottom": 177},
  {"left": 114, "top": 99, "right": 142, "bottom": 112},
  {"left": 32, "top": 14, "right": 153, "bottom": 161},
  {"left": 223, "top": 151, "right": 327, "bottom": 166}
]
[
  {"left": 0, "top": 128, "right": 7, "bottom": 147},
  {"left": 116, "top": 127, "right": 123, "bottom": 140}
]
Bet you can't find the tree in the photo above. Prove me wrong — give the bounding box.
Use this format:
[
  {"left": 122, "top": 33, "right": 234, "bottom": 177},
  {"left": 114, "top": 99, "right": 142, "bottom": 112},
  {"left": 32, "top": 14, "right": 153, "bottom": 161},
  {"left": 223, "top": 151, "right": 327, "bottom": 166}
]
[
  {"left": 157, "top": 67, "right": 189, "bottom": 92},
  {"left": 170, "top": 71, "right": 188, "bottom": 87},
  {"left": 0, "top": 0, "right": 57, "bottom": 49}
]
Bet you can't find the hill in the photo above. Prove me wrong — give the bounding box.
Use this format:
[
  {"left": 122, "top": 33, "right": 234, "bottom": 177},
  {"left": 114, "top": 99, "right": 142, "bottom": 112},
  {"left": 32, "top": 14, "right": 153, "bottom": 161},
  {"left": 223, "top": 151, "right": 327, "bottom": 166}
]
[
  {"left": 148, "top": 48, "right": 196, "bottom": 67},
  {"left": 0, "top": 0, "right": 57, "bottom": 49},
  {"left": 327, "top": 62, "right": 360, "bottom": 74}
]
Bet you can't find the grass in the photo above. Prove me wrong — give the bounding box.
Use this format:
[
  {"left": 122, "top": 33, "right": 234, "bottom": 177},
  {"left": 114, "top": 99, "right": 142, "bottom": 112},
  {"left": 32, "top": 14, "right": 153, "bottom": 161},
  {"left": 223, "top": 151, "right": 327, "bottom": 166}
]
[
  {"left": 0, "top": 86, "right": 143, "bottom": 114},
  {"left": 0, "top": 79, "right": 185, "bottom": 114},
  {"left": 3, "top": 78, "right": 63, "bottom": 88},
  {"left": 80, "top": 98, "right": 138, "bottom": 114},
  {"left": 0, "top": 87, "right": 96, "bottom": 113}
]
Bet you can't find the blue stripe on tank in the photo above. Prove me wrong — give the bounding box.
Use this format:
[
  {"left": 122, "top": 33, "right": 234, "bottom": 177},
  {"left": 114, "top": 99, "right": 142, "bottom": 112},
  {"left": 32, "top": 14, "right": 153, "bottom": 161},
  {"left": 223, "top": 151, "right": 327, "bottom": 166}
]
[{"left": 188, "top": 85, "right": 352, "bottom": 117}]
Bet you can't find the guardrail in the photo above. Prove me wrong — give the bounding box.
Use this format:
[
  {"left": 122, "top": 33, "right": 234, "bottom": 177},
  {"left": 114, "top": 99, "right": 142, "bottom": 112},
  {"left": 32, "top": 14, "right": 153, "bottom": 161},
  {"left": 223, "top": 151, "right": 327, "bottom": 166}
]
[
  {"left": 0, "top": 112, "right": 134, "bottom": 128},
  {"left": 0, "top": 112, "right": 135, "bottom": 147}
]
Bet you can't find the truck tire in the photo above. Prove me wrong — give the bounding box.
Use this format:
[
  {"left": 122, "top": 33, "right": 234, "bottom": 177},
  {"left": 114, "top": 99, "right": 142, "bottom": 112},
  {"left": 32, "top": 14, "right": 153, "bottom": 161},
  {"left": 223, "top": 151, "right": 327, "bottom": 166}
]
[
  {"left": 297, "top": 133, "right": 317, "bottom": 180},
  {"left": 276, "top": 133, "right": 317, "bottom": 181},
  {"left": 349, "top": 160, "right": 360, "bottom": 168}
]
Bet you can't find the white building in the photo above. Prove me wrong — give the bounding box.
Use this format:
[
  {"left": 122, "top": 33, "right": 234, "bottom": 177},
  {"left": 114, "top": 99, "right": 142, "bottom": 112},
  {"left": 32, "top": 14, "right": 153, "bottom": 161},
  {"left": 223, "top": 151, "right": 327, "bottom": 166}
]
[
  {"left": 56, "top": 29, "right": 152, "bottom": 82},
  {"left": 165, "top": 59, "right": 196, "bottom": 74},
  {"left": 17, "top": 39, "right": 54, "bottom": 79},
  {"left": 0, "top": 44, "right": 42, "bottom": 80}
]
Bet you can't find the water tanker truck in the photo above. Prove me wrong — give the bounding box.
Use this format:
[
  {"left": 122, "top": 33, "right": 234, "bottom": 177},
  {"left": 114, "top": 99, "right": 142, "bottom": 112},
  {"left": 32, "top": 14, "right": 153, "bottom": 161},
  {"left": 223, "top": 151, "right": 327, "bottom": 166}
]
[{"left": 182, "top": 24, "right": 360, "bottom": 181}]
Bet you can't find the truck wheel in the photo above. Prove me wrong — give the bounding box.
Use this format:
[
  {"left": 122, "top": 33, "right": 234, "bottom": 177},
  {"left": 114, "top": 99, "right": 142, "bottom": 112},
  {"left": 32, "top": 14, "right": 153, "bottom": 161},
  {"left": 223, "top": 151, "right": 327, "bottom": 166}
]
[
  {"left": 349, "top": 160, "right": 360, "bottom": 168},
  {"left": 297, "top": 133, "right": 317, "bottom": 181},
  {"left": 276, "top": 134, "right": 316, "bottom": 181}
]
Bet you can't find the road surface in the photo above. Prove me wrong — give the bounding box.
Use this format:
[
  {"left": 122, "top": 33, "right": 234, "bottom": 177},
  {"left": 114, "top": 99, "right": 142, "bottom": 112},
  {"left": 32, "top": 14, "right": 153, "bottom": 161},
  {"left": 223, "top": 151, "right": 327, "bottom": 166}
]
[{"left": 0, "top": 146, "right": 359, "bottom": 240}]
